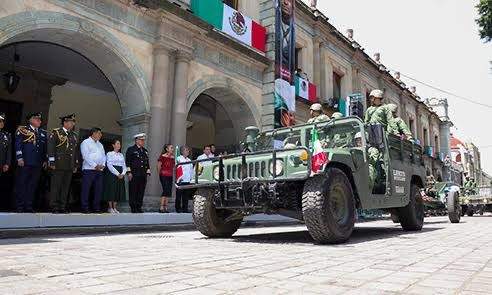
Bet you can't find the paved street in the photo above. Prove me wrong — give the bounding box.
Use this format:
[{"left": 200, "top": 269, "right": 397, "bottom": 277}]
[{"left": 1, "top": 216, "right": 492, "bottom": 294}]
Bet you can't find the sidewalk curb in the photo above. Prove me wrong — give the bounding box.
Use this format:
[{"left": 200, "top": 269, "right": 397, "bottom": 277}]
[{"left": 0, "top": 221, "right": 302, "bottom": 239}]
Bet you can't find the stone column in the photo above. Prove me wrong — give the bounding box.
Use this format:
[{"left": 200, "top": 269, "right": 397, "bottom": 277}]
[
  {"left": 145, "top": 45, "right": 175, "bottom": 206},
  {"left": 313, "top": 39, "right": 321, "bottom": 92},
  {"left": 171, "top": 51, "right": 192, "bottom": 146}
]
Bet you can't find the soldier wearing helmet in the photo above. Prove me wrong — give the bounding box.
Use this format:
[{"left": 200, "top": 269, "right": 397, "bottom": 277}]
[
  {"left": 364, "top": 89, "right": 394, "bottom": 129},
  {"left": 307, "top": 103, "right": 330, "bottom": 123},
  {"left": 386, "top": 103, "right": 413, "bottom": 141}
]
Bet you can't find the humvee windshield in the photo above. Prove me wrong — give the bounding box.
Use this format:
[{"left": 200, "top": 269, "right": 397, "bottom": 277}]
[{"left": 254, "top": 118, "right": 365, "bottom": 151}]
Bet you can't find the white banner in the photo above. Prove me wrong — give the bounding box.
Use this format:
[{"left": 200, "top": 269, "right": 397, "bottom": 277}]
[{"left": 222, "top": 4, "right": 252, "bottom": 46}]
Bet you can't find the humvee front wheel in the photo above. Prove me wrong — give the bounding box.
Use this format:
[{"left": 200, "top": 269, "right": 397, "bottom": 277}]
[
  {"left": 397, "top": 184, "right": 424, "bottom": 231},
  {"left": 192, "top": 189, "right": 243, "bottom": 238},
  {"left": 302, "top": 168, "right": 356, "bottom": 244},
  {"left": 447, "top": 190, "right": 461, "bottom": 223}
]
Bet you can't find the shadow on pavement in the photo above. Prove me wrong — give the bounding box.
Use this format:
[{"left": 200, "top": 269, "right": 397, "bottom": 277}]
[
  {"left": 230, "top": 225, "right": 443, "bottom": 246},
  {"left": 0, "top": 237, "right": 59, "bottom": 245}
]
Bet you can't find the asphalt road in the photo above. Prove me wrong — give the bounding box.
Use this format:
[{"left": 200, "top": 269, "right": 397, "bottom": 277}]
[{"left": 1, "top": 215, "right": 492, "bottom": 294}]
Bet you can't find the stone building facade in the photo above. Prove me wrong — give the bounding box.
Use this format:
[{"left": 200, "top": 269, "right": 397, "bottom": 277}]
[{"left": 0, "top": 0, "right": 445, "bottom": 210}]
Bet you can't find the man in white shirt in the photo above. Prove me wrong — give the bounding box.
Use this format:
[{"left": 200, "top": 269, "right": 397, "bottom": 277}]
[
  {"left": 196, "top": 145, "right": 214, "bottom": 167},
  {"left": 80, "top": 127, "right": 106, "bottom": 213}
]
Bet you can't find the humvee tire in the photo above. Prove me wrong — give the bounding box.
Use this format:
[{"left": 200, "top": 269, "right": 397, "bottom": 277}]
[
  {"left": 390, "top": 213, "right": 400, "bottom": 223},
  {"left": 397, "top": 184, "right": 424, "bottom": 231},
  {"left": 302, "top": 168, "right": 355, "bottom": 244},
  {"left": 192, "top": 188, "right": 243, "bottom": 238},
  {"left": 447, "top": 190, "right": 461, "bottom": 223},
  {"left": 466, "top": 207, "right": 474, "bottom": 217}
]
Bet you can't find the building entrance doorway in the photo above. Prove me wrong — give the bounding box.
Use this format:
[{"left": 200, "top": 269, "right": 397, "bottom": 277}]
[{"left": 0, "top": 41, "right": 122, "bottom": 212}]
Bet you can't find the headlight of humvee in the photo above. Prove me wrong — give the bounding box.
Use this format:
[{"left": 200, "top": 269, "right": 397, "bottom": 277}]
[
  {"left": 269, "top": 159, "right": 284, "bottom": 177},
  {"left": 213, "top": 166, "right": 220, "bottom": 180}
]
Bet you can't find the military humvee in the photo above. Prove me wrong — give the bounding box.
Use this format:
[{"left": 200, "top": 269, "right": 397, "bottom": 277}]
[
  {"left": 177, "top": 116, "right": 426, "bottom": 244},
  {"left": 460, "top": 186, "right": 492, "bottom": 216},
  {"left": 423, "top": 182, "right": 461, "bottom": 223}
]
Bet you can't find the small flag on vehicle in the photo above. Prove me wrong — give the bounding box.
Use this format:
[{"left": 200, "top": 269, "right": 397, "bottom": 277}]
[
  {"left": 311, "top": 128, "right": 328, "bottom": 173},
  {"left": 175, "top": 145, "right": 184, "bottom": 183}
]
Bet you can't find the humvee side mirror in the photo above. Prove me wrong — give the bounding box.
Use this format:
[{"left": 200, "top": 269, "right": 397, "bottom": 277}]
[{"left": 367, "top": 124, "right": 384, "bottom": 148}]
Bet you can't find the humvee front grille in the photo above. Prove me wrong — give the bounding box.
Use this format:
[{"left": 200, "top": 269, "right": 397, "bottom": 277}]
[{"left": 225, "top": 161, "right": 267, "bottom": 181}]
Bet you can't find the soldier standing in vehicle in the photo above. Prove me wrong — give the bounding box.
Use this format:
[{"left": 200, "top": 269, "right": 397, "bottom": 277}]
[
  {"left": 387, "top": 104, "right": 413, "bottom": 141},
  {"left": 126, "top": 133, "right": 151, "bottom": 213},
  {"left": 14, "top": 113, "right": 47, "bottom": 213},
  {"left": 307, "top": 103, "right": 330, "bottom": 123},
  {"left": 48, "top": 114, "right": 78, "bottom": 214},
  {"left": 364, "top": 89, "right": 394, "bottom": 129}
]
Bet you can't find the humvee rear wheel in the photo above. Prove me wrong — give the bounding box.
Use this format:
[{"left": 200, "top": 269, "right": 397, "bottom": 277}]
[
  {"left": 192, "top": 188, "right": 243, "bottom": 238},
  {"left": 397, "top": 184, "right": 424, "bottom": 231},
  {"left": 302, "top": 168, "right": 355, "bottom": 244},
  {"left": 447, "top": 190, "right": 461, "bottom": 223},
  {"left": 466, "top": 207, "right": 474, "bottom": 217}
]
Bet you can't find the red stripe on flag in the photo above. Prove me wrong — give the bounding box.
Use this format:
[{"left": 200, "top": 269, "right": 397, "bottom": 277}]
[
  {"left": 251, "top": 21, "right": 266, "bottom": 52},
  {"left": 309, "top": 83, "right": 317, "bottom": 102},
  {"left": 176, "top": 165, "right": 183, "bottom": 183}
]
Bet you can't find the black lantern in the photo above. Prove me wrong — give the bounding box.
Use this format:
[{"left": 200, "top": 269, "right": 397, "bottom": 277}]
[
  {"left": 3, "top": 45, "right": 20, "bottom": 94},
  {"left": 3, "top": 71, "right": 20, "bottom": 94}
]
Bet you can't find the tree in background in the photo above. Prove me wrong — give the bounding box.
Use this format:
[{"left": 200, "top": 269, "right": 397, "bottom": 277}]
[{"left": 476, "top": 0, "right": 492, "bottom": 42}]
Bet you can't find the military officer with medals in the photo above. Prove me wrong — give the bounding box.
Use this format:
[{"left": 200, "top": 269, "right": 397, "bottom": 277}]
[
  {"left": 125, "top": 133, "right": 151, "bottom": 213},
  {"left": 48, "top": 114, "right": 78, "bottom": 213},
  {"left": 15, "top": 113, "right": 47, "bottom": 213}
]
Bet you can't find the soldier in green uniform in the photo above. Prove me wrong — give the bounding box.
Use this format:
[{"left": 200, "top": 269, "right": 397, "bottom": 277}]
[
  {"left": 354, "top": 131, "right": 379, "bottom": 192},
  {"left": 307, "top": 103, "right": 330, "bottom": 123},
  {"left": 48, "top": 114, "right": 78, "bottom": 213},
  {"left": 364, "top": 89, "right": 394, "bottom": 130},
  {"left": 386, "top": 104, "right": 413, "bottom": 141}
]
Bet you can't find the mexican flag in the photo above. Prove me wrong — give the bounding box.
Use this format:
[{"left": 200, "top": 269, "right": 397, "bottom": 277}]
[
  {"left": 175, "top": 145, "right": 184, "bottom": 183},
  {"left": 295, "top": 76, "right": 317, "bottom": 102},
  {"left": 191, "top": 0, "right": 266, "bottom": 52},
  {"left": 311, "top": 128, "right": 328, "bottom": 173}
]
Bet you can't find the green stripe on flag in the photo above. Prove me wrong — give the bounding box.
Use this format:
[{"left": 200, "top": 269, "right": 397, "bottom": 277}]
[{"left": 191, "top": 0, "right": 224, "bottom": 29}]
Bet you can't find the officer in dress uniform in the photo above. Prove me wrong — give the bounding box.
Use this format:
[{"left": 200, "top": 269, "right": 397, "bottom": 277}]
[
  {"left": 0, "top": 113, "right": 12, "bottom": 209},
  {"left": 125, "top": 133, "right": 151, "bottom": 213},
  {"left": 48, "top": 114, "right": 78, "bottom": 214},
  {"left": 15, "top": 113, "right": 47, "bottom": 213}
]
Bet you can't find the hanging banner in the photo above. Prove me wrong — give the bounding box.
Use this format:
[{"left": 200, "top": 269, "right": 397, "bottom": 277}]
[{"left": 274, "top": 0, "right": 296, "bottom": 128}]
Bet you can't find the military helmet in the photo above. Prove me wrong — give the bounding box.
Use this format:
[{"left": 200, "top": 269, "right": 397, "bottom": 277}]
[
  {"left": 369, "top": 89, "right": 384, "bottom": 99},
  {"left": 331, "top": 112, "right": 343, "bottom": 119},
  {"left": 387, "top": 103, "right": 398, "bottom": 113},
  {"left": 310, "top": 103, "right": 322, "bottom": 112},
  {"left": 354, "top": 132, "right": 362, "bottom": 139}
]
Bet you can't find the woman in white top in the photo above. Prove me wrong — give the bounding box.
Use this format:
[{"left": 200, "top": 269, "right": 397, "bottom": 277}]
[{"left": 102, "top": 139, "right": 127, "bottom": 213}]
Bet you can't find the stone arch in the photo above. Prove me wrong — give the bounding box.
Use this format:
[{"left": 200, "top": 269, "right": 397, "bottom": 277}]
[
  {"left": 186, "top": 75, "right": 261, "bottom": 152},
  {"left": 0, "top": 10, "right": 151, "bottom": 120},
  {"left": 186, "top": 75, "right": 261, "bottom": 127}
]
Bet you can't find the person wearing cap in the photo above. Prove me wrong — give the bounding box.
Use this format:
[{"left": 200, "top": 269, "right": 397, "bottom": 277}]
[
  {"left": 0, "top": 113, "right": 12, "bottom": 175},
  {"left": 331, "top": 112, "right": 343, "bottom": 120},
  {"left": 14, "top": 112, "right": 47, "bottom": 213},
  {"left": 386, "top": 104, "right": 413, "bottom": 141},
  {"left": 80, "top": 127, "right": 106, "bottom": 213},
  {"left": 125, "top": 133, "right": 151, "bottom": 213},
  {"left": 47, "top": 114, "right": 79, "bottom": 214},
  {"left": 364, "top": 89, "right": 393, "bottom": 129},
  {"left": 307, "top": 103, "right": 330, "bottom": 124}
]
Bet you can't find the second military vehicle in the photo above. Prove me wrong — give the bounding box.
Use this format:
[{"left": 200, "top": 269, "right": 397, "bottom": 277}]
[
  {"left": 423, "top": 182, "right": 462, "bottom": 223},
  {"left": 177, "top": 116, "right": 426, "bottom": 244}
]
